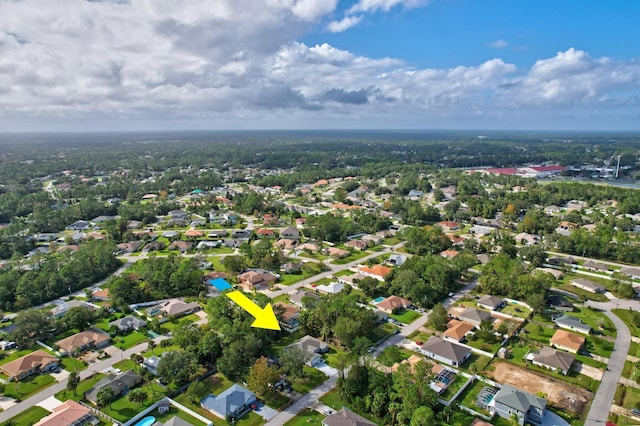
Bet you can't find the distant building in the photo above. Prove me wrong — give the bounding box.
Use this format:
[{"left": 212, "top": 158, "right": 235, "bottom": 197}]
[{"left": 570, "top": 278, "right": 604, "bottom": 294}]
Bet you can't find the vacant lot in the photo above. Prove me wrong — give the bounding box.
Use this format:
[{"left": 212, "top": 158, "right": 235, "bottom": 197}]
[{"left": 487, "top": 361, "right": 592, "bottom": 415}]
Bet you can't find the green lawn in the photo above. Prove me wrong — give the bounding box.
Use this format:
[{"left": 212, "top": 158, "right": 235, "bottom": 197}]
[
  {"left": 369, "top": 322, "right": 396, "bottom": 343},
  {"left": 585, "top": 335, "right": 614, "bottom": 358},
  {"left": 389, "top": 309, "right": 420, "bottom": 324},
  {"left": 465, "top": 335, "right": 502, "bottom": 354},
  {"left": 3, "top": 373, "right": 56, "bottom": 399},
  {"left": 60, "top": 356, "right": 87, "bottom": 372},
  {"left": 459, "top": 352, "right": 493, "bottom": 374},
  {"left": 323, "top": 346, "right": 350, "bottom": 369},
  {"left": 439, "top": 375, "right": 470, "bottom": 401},
  {"left": 623, "top": 361, "right": 640, "bottom": 383},
  {"left": 55, "top": 373, "right": 105, "bottom": 401},
  {"left": 0, "top": 349, "right": 34, "bottom": 366},
  {"left": 523, "top": 321, "right": 557, "bottom": 344},
  {"left": 154, "top": 406, "right": 207, "bottom": 426},
  {"left": 331, "top": 250, "right": 371, "bottom": 265},
  {"left": 161, "top": 313, "right": 201, "bottom": 332},
  {"left": 458, "top": 378, "right": 494, "bottom": 416},
  {"left": 1, "top": 405, "right": 49, "bottom": 426},
  {"left": 333, "top": 269, "right": 355, "bottom": 277},
  {"left": 608, "top": 413, "right": 640, "bottom": 426},
  {"left": 103, "top": 382, "right": 169, "bottom": 422},
  {"left": 630, "top": 342, "right": 640, "bottom": 358},
  {"left": 613, "top": 309, "right": 640, "bottom": 337},
  {"left": 406, "top": 330, "right": 432, "bottom": 345},
  {"left": 112, "top": 331, "right": 149, "bottom": 350},
  {"left": 291, "top": 366, "right": 327, "bottom": 394},
  {"left": 271, "top": 330, "right": 304, "bottom": 352},
  {"left": 615, "top": 383, "right": 640, "bottom": 410},
  {"left": 284, "top": 408, "right": 324, "bottom": 426},
  {"left": 501, "top": 302, "right": 533, "bottom": 319},
  {"left": 572, "top": 306, "right": 616, "bottom": 337},
  {"left": 278, "top": 270, "right": 315, "bottom": 286},
  {"left": 556, "top": 282, "right": 609, "bottom": 302}
]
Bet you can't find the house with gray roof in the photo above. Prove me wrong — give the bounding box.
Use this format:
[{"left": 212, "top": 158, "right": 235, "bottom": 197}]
[
  {"left": 323, "top": 407, "right": 377, "bottom": 426},
  {"left": 529, "top": 346, "right": 576, "bottom": 375},
  {"left": 476, "top": 295, "right": 505, "bottom": 311},
  {"left": 554, "top": 315, "right": 591, "bottom": 335},
  {"left": 287, "top": 335, "right": 329, "bottom": 367},
  {"left": 489, "top": 384, "right": 546, "bottom": 425},
  {"left": 570, "top": 278, "right": 604, "bottom": 293},
  {"left": 289, "top": 290, "right": 321, "bottom": 308},
  {"left": 201, "top": 384, "right": 256, "bottom": 420},
  {"left": 458, "top": 307, "right": 492, "bottom": 327},
  {"left": 620, "top": 266, "right": 640, "bottom": 280},
  {"left": 84, "top": 370, "right": 142, "bottom": 405},
  {"left": 109, "top": 315, "right": 147, "bottom": 332},
  {"left": 50, "top": 300, "right": 98, "bottom": 318},
  {"left": 420, "top": 336, "right": 471, "bottom": 367}
]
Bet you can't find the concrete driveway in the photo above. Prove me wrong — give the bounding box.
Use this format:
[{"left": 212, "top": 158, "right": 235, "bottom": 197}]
[
  {"left": 254, "top": 402, "right": 278, "bottom": 421},
  {"left": 315, "top": 361, "right": 338, "bottom": 377}
]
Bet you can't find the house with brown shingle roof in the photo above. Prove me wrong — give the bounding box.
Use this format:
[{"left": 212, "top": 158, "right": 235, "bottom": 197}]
[
  {"left": 529, "top": 346, "right": 575, "bottom": 375},
  {"left": 376, "top": 295, "right": 412, "bottom": 314},
  {"left": 55, "top": 329, "right": 111, "bottom": 356},
  {"left": 550, "top": 329, "right": 585, "bottom": 354},
  {"left": 237, "top": 270, "right": 278, "bottom": 291},
  {"left": 0, "top": 350, "right": 59, "bottom": 381},
  {"left": 274, "top": 302, "right": 300, "bottom": 333},
  {"left": 167, "top": 240, "right": 193, "bottom": 252},
  {"left": 326, "top": 247, "right": 350, "bottom": 259},
  {"left": 443, "top": 320, "right": 476, "bottom": 343},
  {"left": 322, "top": 407, "right": 377, "bottom": 426}
]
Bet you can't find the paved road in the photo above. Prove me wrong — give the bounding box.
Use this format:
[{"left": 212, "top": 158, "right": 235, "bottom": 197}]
[
  {"left": 0, "top": 335, "right": 168, "bottom": 423},
  {"left": 583, "top": 300, "right": 632, "bottom": 426}
]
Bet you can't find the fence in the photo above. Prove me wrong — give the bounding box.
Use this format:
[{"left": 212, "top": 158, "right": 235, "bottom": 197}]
[
  {"left": 79, "top": 401, "right": 122, "bottom": 425},
  {"left": 122, "top": 397, "right": 212, "bottom": 426}
]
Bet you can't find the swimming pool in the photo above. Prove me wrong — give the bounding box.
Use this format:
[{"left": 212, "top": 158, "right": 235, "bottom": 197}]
[
  {"left": 373, "top": 297, "right": 385, "bottom": 303},
  {"left": 208, "top": 277, "right": 232, "bottom": 291},
  {"left": 134, "top": 416, "right": 156, "bottom": 426}
]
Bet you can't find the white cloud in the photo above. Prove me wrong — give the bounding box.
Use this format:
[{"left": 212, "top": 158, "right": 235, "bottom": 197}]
[
  {"left": 348, "top": 0, "right": 430, "bottom": 14},
  {"left": 0, "top": 1, "right": 639, "bottom": 130},
  {"left": 327, "top": 15, "right": 363, "bottom": 33},
  {"left": 490, "top": 39, "right": 508, "bottom": 49}
]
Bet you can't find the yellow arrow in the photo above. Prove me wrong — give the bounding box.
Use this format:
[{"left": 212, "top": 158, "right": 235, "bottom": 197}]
[{"left": 226, "top": 291, "right": 281, "bottom": 331}]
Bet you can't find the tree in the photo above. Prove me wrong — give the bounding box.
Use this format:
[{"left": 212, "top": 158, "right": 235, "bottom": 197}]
[
  {"left": 519, "top": 244, "right": 547, "bottom": 268},
  {"left": 247, "top": 356, "right": 282, "bottom": 400},
  {"left": 67, "top": 371, "right": 79, "bottom": 396},
  {"left": 157, "top": 350, "right": 198, "bottom": 385},
  {"left": 10, "top": 308, "right": 55, "bottom": 345},
  {"left": 428, "top": 303, "right": 448, "bottom": 331},
  {"left": 148, "top": 340, "right": 156, "bottom": 355},
  {"left": 96, "top": 386, "right": 114, "bottom": 408},
  {"left": 62, "top": 306, "right": 95, "bottom": 331},
  {"left": 128, "top": 388, "right": 146, "bottom": 407},
  {"left": 410, "top": 406, "right": 435, "bottom": 426},
  {"left": 279, "top": 346, "right": 307, "bottom": 379},
  {"left": 222, "top": 255, "right": 246, "bottom": 275}
]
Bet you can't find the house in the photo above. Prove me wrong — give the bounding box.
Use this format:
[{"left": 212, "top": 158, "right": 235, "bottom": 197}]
[
  {"left": 201, "top": 384, "right": 257, "bottom": 420},
  {"left": 51, "top": 300, "right": 98, "bottom": 318},
  {"left": 298, "top": 242, "right": 320, "bottom": 253},
  {"left": 376, "top": 295, "right": 412, "bottom": 314},
  {"left": 407, "top": 189, "right": 424, "bottom": 198},
  {"left": 458, "top": 307, "right": 491, "bottom": 327},
  {"left": 316, "top": 281, "right": 345, "bottom": 294},
  {"left": 443, "top": 320, "right": 475, "bottom": 343},
  {"left": 169, "top": 210, "right": 189, "bottom": 220},
  {"left": 387, "top": 254, "right": 407, "bottom": 266},
  {"left": 287, "top": 335, "right": 329, "bottom": 367},
  {"left": 529, "top": 346, "right": 575, "bottom": 375},
  {"left": 66, "top": 220, "right": 91, "bottom": 231},
  {"left": 289, "top": 290, "right": 321, "bottom": 308},
  {"left": 582, "top": 260, "right": 611, "bottom": 272},
  {"left": 488, "top": 384, "right": 546, "bottom": 426},
  {"left": 167, "top": 241, "right": 192, "bottom": 252},
  {"left": 476, "top": 295, "right": 505, "bottom": 311},
  {"left": 570, "top": 278, "right": 605, "bottom": 293},
  {"left": 470, "top": 225, "right": 494, "bottom": 236},
  {"left": 157, "top": 299, "right": 201, "bottom": 318},
  {"left": 142, "top": 241, "right": 165, "bottom": 252},
  {"left": 274, "top": 238, "right": 298, "bottom": 250},
  {"left": 281, "top": 226, "right": 300, "bottom": 240},
  {"left": 361, "top": 234, "right": 383, "bottom": 245},
  {"left": 256, "top": 228, "right": 276, "bottom": 238},
  {"left": 281, "top": 261, "right": 302, "bottom": 274},
  {"left": 440, "top": 250, "right": 459, "bottom": 259},
  {"left": 109, "top": 315, "right": 147, "bottom": 332},
  {"left": 358, "top": 264, "right": 392, "bottom": 281},
  {"left": 345, "top": 239, "right": 368, "bottom": 251},
  {"left": 514, "top": 233, "right": 540, "bottom": 245},
  {"left": 196, "top": 240, "right": 222, "bottom": 250},
  {"left": 33, "top": 400, "right": 98, "bottom": 426},
  {"left": 620, "top": 266, "right": 640, "bottom": 280},
  {"left": 323, "top": 407, "right": 377, "bottom": 426},
  {"left": 116, "top": 241, "right": 145, "bottom": 254},
  {"left": 534, "top": 267, "right": 563, "bottom": 280},
  {"left": 546, "top": 295, "right": 574, "bottom": 312},
  {"left": 208, "top": 229, "right": 228, "bottom": 238},
  {"left": 436, "top": 221, "right": 460, "bottom": 231},
  {"left": 326, "top": 247, "right": 350, "bottom": 259},
  {"left": 184, "top": 229, "right": 204, "bottom": 238},
  {"left": 550, "top": 329, "right": 585, "bottom": 354},
  {"left": 237, "top": 270, "right": 278, "bottom": 291},
  {"left": 231, "top": 229, "right": 251, "bottom": 238},
  {"left": 0, "top": 350, "right": 60, "bottom": 381},
  {"left": 56, "top": 329, "right": 111, "bottom": 356},
  {"left": 420, "top": 336, "right": 471, "bottom": 367},
  {"left": 274, "top": 302, "right": 300, "bottom": 333},
  {"left": 143, "top": 355, "right": 161, "bottom": 375},
  {"left": 85, "top": 370, "right": 143, "bottom": 405},
  {"left": 554, "top": 315, "right": 591, "bottom": 335},
  {"left": 544, "top": 205, "right": 563, "bottom": 214}
]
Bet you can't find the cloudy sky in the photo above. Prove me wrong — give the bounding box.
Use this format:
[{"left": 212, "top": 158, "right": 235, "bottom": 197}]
[{"left": 1, "top": 0, "right": 640, "bottom": 131}]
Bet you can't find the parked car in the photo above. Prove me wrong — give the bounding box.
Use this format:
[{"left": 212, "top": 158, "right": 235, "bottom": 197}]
[{"left": 367, "top": 346, "right": 376, "bottom": 353}]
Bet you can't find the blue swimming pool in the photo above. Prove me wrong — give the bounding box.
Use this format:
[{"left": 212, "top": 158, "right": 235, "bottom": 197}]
[
  {"left": 373, "top": 296, "right": 385, "bottom": 303},
  {"left": 134, "top": 416, "right": 156, "bottom": 426},
  {"left": 208, "top": 277, "right": 232, "bottom": 291}
]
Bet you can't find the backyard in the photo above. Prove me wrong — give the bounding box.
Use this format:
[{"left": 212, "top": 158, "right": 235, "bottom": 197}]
[{"left": 284, "top": 408, "right": 324, "bottom": 426}]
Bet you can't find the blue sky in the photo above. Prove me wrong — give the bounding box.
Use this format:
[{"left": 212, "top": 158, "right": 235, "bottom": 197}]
[{"left": 0, "top": 0, "right": 639, "bottom": 131}]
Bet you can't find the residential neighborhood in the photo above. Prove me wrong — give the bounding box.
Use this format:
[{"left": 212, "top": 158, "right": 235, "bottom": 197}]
[{"left": 0, "top": 135, "right": 638, "bottom": 426}]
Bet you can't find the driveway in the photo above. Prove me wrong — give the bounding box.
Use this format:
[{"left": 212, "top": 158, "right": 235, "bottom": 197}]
[
  {"left": 571, "top": 362, "right": 603, "bottom": 381},
  {"left": 254, "top": 402, "right": 278, "bottom": 421},
  {"left": 316, "top": 361, "right": 338, "bottom": 377}
]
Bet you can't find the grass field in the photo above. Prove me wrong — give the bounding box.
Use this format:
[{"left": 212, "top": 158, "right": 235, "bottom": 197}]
[
  {"left": 284, "top": 408, "right": 324, "bottom": 426},
  {"left": 2, "top": 406, "right": 49, "bottom": 426},
  {"left": 613, "top": 309, "right": 640, "bottom": 338},
  {"left": 390, "top": 309, "right": 420, "bottom": 324},
  {"left": 55, "top": 373, "right": 106, "bottom": 401},
  {"left": 112, "top": 330, "right": 149, "bottom": 350},
  {"left": 291, "top": 366, "right": 327, "bottom": 394},
  {"left": 3, "top": 373, "right": 56, "bottom": 400}
]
